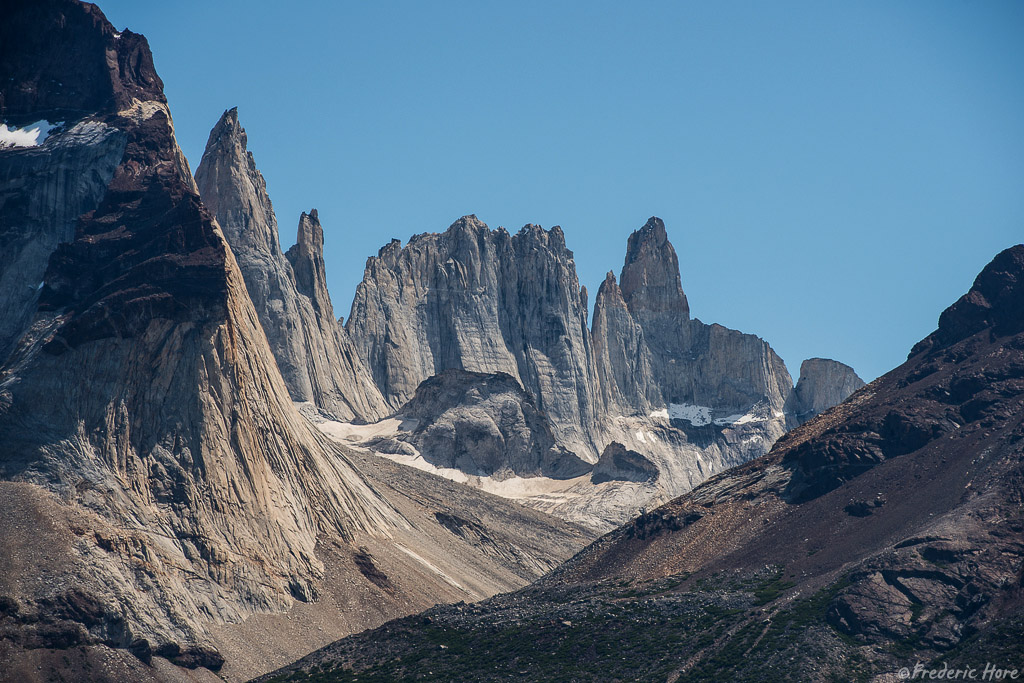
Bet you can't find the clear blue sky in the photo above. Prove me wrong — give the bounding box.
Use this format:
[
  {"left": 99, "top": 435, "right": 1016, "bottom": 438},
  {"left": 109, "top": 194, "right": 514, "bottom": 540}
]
[{"left": 97, "top": 0, "right": 1023, "bottom": 382}]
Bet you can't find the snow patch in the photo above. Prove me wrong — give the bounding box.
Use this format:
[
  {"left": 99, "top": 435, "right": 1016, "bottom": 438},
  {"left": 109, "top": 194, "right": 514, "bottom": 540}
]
[
  {"left": 315, "top": 416, "right": 416, "bottom": 443},
  {"left": 0, "top": 120, "right": 62, "bottom": 149},
  {"left": 665, "top": 403, "right": 713, "bottom": 426},
  {"left": 714, "top": 412, "right": 760, "bottom": 426},
  {"left": 634, "top": 431, "right": 646, "bottom": 443},
  {"left": 649, "top": 401, "right": 779, "bottom": 427}
]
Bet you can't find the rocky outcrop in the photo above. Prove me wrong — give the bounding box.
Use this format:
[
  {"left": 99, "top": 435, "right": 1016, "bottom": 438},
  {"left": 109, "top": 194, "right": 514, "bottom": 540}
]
[
  {"left": 594, "top": 217, "right": 793, "bottom": 418},
  {"left": 589, "top": 217, "right": 795, "bottom": 514},
  {"left": 0, "top": 0, "right": 405, "bottom": 664},
  {"left": 346, "top": 216, "right": 602, "bottom": 458},
  {"left": 590, "top": 442, "right": 659, "bottom": 485},
  {"left": 910, "top": 244, "right": 1024, "bottom": 356},
  {"left": 195, "top": 108, "right": 387, "bottom": 423},
  {"left": 555, "top": 242, "right": 1024, "bottom": 658},
  {"left": 346, "top": 215, "right": 862, "bottom": 529},
  {"left": 785, "top": 358, "right": 866, "bottom": 427},
  {"left": 373, "top": 369, "right": 592, "bottom": 479}
]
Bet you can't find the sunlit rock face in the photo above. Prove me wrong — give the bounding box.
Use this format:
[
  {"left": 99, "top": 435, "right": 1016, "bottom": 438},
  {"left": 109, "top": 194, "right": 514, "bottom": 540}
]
[
  {"left": 195, "top": 108, "right": 388, "bottom": 423},
  {"left": 344, "top": 214, "right": 862, "bottom": 530},
  {"left": 346, "top": 215, "right": 603, "bottom": 460},
  {"left": 785, "top": 358, "right": 866, "bottom": 428}
]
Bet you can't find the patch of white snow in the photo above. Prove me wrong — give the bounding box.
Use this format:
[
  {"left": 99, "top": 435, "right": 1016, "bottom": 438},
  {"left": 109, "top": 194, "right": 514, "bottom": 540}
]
[
  {"left": 667, "top": 403, "right": 712, "bottom": 426},
  {"left": 0, "top": 120, "right": 61, "bottom": 149}
]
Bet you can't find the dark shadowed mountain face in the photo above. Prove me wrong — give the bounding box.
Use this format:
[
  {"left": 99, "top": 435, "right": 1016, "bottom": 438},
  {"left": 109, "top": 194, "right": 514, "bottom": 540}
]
[{"left": 261, "top": 244, "right": 1024, "bottom": 683}]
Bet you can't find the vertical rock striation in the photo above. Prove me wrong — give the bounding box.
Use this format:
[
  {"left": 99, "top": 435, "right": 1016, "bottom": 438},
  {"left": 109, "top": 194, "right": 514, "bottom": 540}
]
[
  {"left": 346, "top": 216, "right": 602, "bottom": 458},
  {"left": 345, "top": 215, "right": 863, "bottom": 528},
  {"left": 588, "top": 217, "right": 795, "bottom": 503},
  {"left": 195, "top": 109, "right": 387, "bottom": 422}
]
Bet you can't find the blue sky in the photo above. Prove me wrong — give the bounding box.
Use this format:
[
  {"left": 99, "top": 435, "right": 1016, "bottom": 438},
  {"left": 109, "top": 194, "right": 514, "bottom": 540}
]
[{"left": 98, "top": 0, "right": 1023, "bottom": 381}]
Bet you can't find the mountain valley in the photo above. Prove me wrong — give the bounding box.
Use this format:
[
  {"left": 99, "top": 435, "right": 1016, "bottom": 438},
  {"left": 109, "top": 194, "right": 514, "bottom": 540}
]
[{"left": 0, "top": 2, "right": 1018, "bottom": 682}]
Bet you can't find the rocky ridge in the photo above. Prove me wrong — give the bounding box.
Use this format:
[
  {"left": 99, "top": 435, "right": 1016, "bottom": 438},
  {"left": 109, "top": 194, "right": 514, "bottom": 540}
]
[{"left": 346, "top": 216, "right": 602, "bottom": 459}]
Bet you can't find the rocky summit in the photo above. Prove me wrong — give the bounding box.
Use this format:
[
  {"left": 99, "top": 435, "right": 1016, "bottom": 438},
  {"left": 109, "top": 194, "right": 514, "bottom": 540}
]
[{"left": 195, "top": 108, "right": 388, "bottom": 424}]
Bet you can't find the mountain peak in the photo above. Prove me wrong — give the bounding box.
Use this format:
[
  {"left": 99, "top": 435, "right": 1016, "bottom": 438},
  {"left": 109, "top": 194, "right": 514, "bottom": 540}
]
[
  {"left": 195, "top": 107, "right": 280, "bottom": 257},
  {"left": 0, "top": 0, "right": 164, "bottom": 125},
  {"left": 911, "top": 244, "right": 1024, "bottom": 356},
  {"left": 205, "top": 106, "right": 245, "bottom": 151},
  {"left": 286, "top": 210, "right": 331, "bottom": 317},
  {"left": 619, "top": 217, "right": 689, "bottom": 319},
  {"left": 295, "top": 209, "right": 324, "bottom": 254},
  {"left": 448, "top": 214, "right": 487, "bottom": 234}
]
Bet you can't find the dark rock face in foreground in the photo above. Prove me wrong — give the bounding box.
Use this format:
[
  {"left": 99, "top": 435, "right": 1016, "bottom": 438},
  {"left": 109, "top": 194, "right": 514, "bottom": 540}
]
[{"left": 263, "top": 244, "right": 1024, "bottom": 683}]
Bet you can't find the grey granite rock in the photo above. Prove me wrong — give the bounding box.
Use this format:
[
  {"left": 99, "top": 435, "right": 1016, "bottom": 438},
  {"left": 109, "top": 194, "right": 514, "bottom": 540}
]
[
  {"left": 590, "top": 442, "right": 659, "bottom": 485},
  {"left": 0, "top": 11, "right": 402, "bottom": 664},
  {"left": 347, "top": 215, "right": 864, "bottom": 529},
  {"left": 346, "top": 216, "right": 602, "bottom": 458},
  {"left": 590, "top": 217, "right": 794, "bottom": 513},
  {"left": 195, "top": 109, "right": 387, "bottom": 422},
  {"left": 785, "top": 357, "right": 866, "bottom": 427},
  {"left": 594, "top": 217, "right": 794, "bottom": 418},
  {"left": 376, "top": 369, "right": 592, "bottom": 480},
  {"left": 0, "top": 6, "right": 593, "bottom": 678}
]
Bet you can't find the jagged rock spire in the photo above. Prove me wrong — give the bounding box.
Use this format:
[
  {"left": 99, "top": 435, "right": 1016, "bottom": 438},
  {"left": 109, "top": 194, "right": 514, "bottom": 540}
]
[
  {"left": 620, "top": 217, "right": 689, "bottom": 319},
  {"left": 286, "top": 209, "right": 332, "bottom": 316},
  {"left": 0, "top": 1, "right": 400, "bottom": 665},
  {"left": 196, "top": 107, "right": 282, "bottom": 258},
  {"left": 196, "top": 109, "right": 389, "bottom": 422},
  {"left": 346, "top": 216, "right": 602, "bottom": 458}
]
